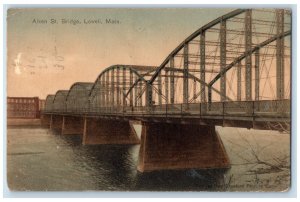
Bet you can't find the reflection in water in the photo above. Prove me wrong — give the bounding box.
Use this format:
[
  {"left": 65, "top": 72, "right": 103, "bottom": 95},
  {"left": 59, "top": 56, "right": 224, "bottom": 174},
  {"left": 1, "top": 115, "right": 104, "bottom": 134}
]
[
  {"left": 55, "top": 132, "right": 228, "bottom": 191},
  {"left": 7, "top": 126, "right": 290, "bottom": 191},
  {"left": 134, "top": 169, "right": 228, "bottom": 191}
]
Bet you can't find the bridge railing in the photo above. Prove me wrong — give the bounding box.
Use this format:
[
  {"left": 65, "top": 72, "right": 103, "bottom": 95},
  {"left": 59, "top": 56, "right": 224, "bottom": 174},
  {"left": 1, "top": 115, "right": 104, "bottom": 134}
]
[
  {"left": 254, "top": 100, "right": 290, "bottom": 114},
  {"left": 42, "top": 99, "right": 290, "bottom": 120}
]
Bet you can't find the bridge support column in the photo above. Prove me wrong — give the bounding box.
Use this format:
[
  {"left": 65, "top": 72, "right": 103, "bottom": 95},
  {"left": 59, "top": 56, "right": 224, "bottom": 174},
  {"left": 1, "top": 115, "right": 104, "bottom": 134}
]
[
  {"left": 50, "top": 115, "right": 63, "bottom": 131},
  {"left": 62, "top": 116, "right": 84, "bottom": 135},
  {"left": 138, "top": 122, "right": 230, "bottom": 172},
  {"left": 41, "top": 114, "right": 52, "bottom": 128},
  {"left": 82, "top": 117, "right": 140, "bottom": 145}
]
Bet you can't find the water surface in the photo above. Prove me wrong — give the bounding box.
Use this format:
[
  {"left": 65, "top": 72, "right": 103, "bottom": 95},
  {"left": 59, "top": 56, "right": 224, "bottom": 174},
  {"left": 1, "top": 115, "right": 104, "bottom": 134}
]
[{"left": 7, "top": 125, "right": 290, "bottom": 191}]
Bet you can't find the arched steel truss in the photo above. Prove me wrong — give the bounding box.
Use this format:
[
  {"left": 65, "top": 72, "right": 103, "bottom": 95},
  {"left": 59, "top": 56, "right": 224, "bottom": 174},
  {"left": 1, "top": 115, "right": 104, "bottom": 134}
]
[
  {"left": 44, "top": 95, "right": 55, "bottom": 112},
  {"left": 146, "top": 8, "right": 291, "bottom": 108},
  {"left": 66, "top": 82, "right": 94, "bottom": 113},
  {"left": 43, "top": 8, "right": 291, "bottom": 117},
  {"left": 52, "top": 90, "right": 69, "bottom": 112},
  {"left": 89, "top": 64, "right": 157, "bottom": 112}
]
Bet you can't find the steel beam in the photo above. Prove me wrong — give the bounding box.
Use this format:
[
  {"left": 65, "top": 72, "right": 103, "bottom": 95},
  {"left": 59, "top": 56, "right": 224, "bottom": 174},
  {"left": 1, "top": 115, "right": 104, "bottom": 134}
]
[
  {"left": 200, "top": 33, "right": 206, "bottom": 102},
  {"left": 237, "top": 61, "right": 241, "bottom": 101},
  {"left": 130, "top": 70, "right": 133, "bottom": 107},
  {"left": 111, "top": 69, "right": 115, "bottom": 106},
  {"left": 165, "top": 68, "right": 169, "bottom": 104},
  {"left": 193, "top": 78, "right": 197, "bottom": 103},
  {"left": 146, "top": 83, "right": 153, "bottom": 107},
  {"left": 170, "top": 57, "right": 175, "bottom": 104},
  {"left": 245, "top": 9, "right": 252, "bottom": 101},
  {"left": 255, "top": 49, "right": 260, "bottom": 100},
  {"left": 116, "top": 67, "right": 120, "bottom": 106},
  {"left": 101, "top": 76, "right": 105, "bottom": 107},
  {"left": 208, "top": 86, "right": 212, "bottom": 110},
  {"left": 276, "top": 9, "right": 285, "bottom": 100},
  {"left": 157, "top": 71, "right": 162, "bottom": 105},
  {"left": 183, "top": 43, "right": 189, "bottom": 107},
  {"left": 122, "top": 66, "right": 126, "bottom": 106},
  {"left": 138, "top": 81, "right": 142, "bottom": 106},
  {"left": 106, "top": 72, "right": 109, "bottom": 106},
  {"left": 220, "top": 19, "right": 227, "bottom": 101},
  {"left": 134, "top": 75, "right": 138, "bottom": 106}
]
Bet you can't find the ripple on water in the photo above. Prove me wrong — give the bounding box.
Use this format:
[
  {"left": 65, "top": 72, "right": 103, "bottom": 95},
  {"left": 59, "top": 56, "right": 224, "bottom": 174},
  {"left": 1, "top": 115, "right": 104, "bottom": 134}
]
[{"left": 7, "top": 126, "right": 290, "bottom": 191}]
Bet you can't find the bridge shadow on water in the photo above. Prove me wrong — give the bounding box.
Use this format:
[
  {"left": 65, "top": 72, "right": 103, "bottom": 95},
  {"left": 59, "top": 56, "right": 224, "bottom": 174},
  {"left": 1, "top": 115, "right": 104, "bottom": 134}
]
[
  {"left": 133, "top": 169, "right": 229, "bottom": 191},
  {"left": 49, "top": 129, "right": 229, "bottom": 191}
]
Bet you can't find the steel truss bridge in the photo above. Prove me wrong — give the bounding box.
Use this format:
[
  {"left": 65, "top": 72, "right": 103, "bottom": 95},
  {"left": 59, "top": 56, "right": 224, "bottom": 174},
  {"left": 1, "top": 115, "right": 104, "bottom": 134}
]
[
  {"left": 41, "top": 8, "right": 291, "bottom": 172},
  {"left": 43, "top": 9, "right": 290, "bottom": 130}
]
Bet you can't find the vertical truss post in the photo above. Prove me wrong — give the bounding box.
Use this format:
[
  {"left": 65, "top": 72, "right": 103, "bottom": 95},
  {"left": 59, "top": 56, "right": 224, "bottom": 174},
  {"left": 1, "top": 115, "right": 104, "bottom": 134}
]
[
  {"left": 101, "top": 76, "right": 105, "bottom": 107},
  {"left": 106, "top": 72, "right": 109, "bottom": 107},
  {"left": 146, "top": 83, "right": 153, "bottom": 107},
  {"left": 255, "top": 49, "right": 260, "bottom": 101},
  {"left": 183, "top": 43, "right": 189, "bottom": 108},
  {"left": 99, "top": 77, "right": 104, "bottom": 109},
  {"left": 170, "top": 57, "right": 175, "bottom": 104},
  {"left": 237, "top": 61, "right": 242, "bottom": 101},
  {"left": 245, "top": 9, "right": 252, "bottom": 101},
  {"left": 200, "top": 32, "right": 206, "bottom": 103},
  {"left": 93, "top": 92, "right": 97, "bottom": 113},
  {"left": 138, "top": 80, "right": 142, "bottom": 106},
  {"left": 165, "top": 69, "right": 169, "bottom": 104},
  {"left": 134, "top": 75, "right": 138, "bottom": 107},
  {"left": 208, "top": 86, "right": 212, "bottom": 110},
  {"left": 193, "top": 78, "right": 197, "bottom": 103},
  {"left": 158, "top": 71, "right": 162, "bottom": 105},
  {"left": 122, "top": 66, "right": 126, "bottom": 106},
  {"left": 220, "top": 19, "right": 227, "bottom": 102},
  {"left": 276, "top": 9, "right": 285, "bottom": 100},
  {"left": 111, "top": 69, "right": 115, "bottom": 106},
  {"left": 129, "top": 70, "right": 133, "bottom": 107},
  {"left": 116, "top": 67, "right": 120, "bottom": 106}
]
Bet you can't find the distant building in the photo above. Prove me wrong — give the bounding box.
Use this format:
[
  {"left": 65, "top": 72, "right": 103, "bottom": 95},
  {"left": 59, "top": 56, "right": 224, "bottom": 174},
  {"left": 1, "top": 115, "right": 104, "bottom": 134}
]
[{"left": 7, "top": 97, "right": 43, "bottom": 119}]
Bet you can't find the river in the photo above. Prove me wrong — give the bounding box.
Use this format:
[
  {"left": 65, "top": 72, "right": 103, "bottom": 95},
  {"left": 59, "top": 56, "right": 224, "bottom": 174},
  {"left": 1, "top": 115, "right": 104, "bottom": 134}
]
[{"left": 6, "top": 124, "right": 290, "bottom": 191}]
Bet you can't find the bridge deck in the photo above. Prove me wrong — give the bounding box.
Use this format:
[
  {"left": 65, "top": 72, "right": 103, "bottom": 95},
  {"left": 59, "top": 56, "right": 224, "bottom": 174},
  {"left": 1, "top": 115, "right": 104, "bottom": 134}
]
[{"left": 42, "top": 100, "right": 290, "bottom": 128}]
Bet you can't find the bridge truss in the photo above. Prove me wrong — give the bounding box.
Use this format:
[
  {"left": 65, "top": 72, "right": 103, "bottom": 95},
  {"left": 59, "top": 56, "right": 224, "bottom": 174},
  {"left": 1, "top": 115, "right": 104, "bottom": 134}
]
[{"left": 43, "top": 9, "right": 291, "bottom": 130}]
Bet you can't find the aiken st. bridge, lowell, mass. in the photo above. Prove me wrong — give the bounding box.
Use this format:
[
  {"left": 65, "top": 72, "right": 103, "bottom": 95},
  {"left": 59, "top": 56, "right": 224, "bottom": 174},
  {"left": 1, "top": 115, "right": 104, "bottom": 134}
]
[{"left": 41, "top": 9, "right": 291, "bottom": 172}]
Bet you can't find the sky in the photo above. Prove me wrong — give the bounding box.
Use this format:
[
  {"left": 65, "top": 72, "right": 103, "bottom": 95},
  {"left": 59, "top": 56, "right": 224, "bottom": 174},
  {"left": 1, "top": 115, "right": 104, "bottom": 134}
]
[{"left": 7, "top": 8, "right": 234, "bottom": 99}]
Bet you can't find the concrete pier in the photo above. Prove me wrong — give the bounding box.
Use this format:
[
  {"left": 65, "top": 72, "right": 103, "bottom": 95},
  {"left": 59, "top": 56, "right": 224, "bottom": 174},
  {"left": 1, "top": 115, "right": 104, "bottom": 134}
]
[
  {"left": 50, "top": 115, "right": 63, "bottom": 131},
  {"left": 82, "top": 117, "right": 140, "bottom": 145},
  {"left": 137, "top": 122, "right": 230, "bottom": 172},
  {"left": 40, "top": 114, "right": 51, "bottom": 127},
  {"left": 62, "top": 116, "right": 84, "bottom": 135}
]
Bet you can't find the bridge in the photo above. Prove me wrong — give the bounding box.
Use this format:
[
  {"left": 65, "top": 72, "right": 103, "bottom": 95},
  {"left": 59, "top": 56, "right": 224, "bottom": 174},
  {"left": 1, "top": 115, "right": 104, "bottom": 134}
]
[{"left": 41, "top": 9, "right": 291, "bottom": 172}]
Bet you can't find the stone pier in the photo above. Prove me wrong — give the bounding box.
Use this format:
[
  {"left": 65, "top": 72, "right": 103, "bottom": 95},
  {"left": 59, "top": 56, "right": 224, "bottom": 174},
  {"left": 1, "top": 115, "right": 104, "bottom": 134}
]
[
  {"left": 41, "top": 114, "right": 52, "bottom": 127},
  {"left": 50, "top": 115, "right": 63, "bottom": 131},
  {"left": 62, "top": 116, "right": 84, "bottom": 135},
  {"left": 82, "top": 117, "right": 140, "bottom": 145},
  {"left": 137, "top": 122, "right": 230, "bottom": 172}
]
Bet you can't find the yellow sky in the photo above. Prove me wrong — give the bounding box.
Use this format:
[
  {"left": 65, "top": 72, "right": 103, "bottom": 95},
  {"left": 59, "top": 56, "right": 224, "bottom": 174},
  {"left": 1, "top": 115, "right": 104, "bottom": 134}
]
[{"left": 7, "top": 8, "right": 233, "bottom": 99}]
